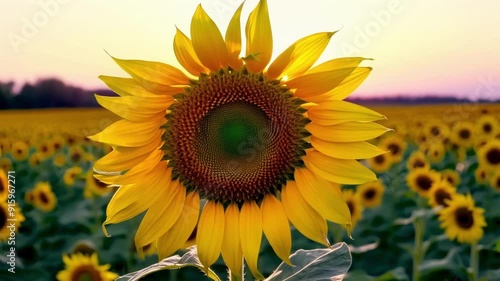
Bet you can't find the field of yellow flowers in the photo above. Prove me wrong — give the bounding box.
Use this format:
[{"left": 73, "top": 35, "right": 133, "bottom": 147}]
[{"left": 0, "top": 103, "right": 499, "bottom": 281}]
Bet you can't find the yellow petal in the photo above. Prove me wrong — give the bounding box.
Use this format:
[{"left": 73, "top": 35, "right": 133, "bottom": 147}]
[
  {"left": 157, "top": 191, "right": 200, "bottom": 259},
  {"left": 306, "top": 122, "right": 390, "bottom": 142},
  {"left": 110, "top": 56, "right": 189, "bottom": 93},
  {"left": 307, "top": 100, "right": 385, "bottom": 126},
  {"left": 282, "top": 181, "right": 329, "bottom": 246},
  {"left": 135, "top": 181, "right": 186, "bottom": 255},
  {"left": 103, "top": 165, "right": 171, "bottom": 234},
  {"left": 239, "top": 201, "right": 264, "bottom": 280},
  {"left": 94, "top": 138, "right": 161, "bottom": 172},
  {"left": 95, "top": 94, "right": 171, "bottom": 122},
  {"left": 98, "top": 75, "right": 183, "bottom": 96},
  {"left": 191, "top": 5, "right": 228, "bottom": 71},
  {"left": 221, "top": 203, "right": 243, "bottom": 277},
  {"left": 325, "top": 67, "right": 372, "bottom": 100},
  {"left": 88, "top": 119, "right": 162, "bottom": 147},
  {"left": 300, "top": 67, "right": 372, "bottom": 102},
  {"left": 96, "top": 148, "right": 163, "bottom": 185},
  {"left": 197, "top": 201, "right": 225, "bottom": 269},
  {"left": 225, "top": 3, "right": 244, "bottom": 70},
  {"left": 311, "top": 137, "right": 386, "bottom": 159},
  {"left": 267, "top": 32, "right": 336, "bottom": 80},
  {"left": 304, "top": 150, "right": 377, "bottom": 184},
  {"left": 287, "top": 67, "right": 357, "bottom": 97},
  {"left": 244, "top": 0, "right": 272, "bottom": 73},
  {"left": 305, "top": 57, "right": 368, "bottom": 74},
  {"left": 261, "top": 194, "right": 292, "bottom": 265},
  {"left": 174, "top": 27, "right": 208, "bottom": 76},
  {"left": 294, "top": 168, "right": 351, "bottom": 228}
]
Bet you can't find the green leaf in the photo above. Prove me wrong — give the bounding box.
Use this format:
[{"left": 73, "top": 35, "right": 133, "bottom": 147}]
[
  {"left": 374, "top": 267, "right": 409, "bottom": 281},
  {"left": 265, "top": 242, "right": 352, "bottom": 281},
  {"left": 117, "top": 246, "right": 221, "bottom": 281}
]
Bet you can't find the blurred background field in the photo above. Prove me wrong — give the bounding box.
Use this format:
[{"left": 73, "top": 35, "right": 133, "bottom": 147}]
[{"left": 0, "top": 103, "right": 499, "bottom": 281}]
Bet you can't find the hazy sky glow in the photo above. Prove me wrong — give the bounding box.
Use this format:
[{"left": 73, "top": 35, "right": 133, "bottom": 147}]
[{"left": 1, "top": 0, "right": 500, "bottom": 99}]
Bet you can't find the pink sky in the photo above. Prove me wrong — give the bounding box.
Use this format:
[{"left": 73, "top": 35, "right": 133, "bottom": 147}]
[{"left": 1, "top": 0, "right": 500, "bottom": 99}]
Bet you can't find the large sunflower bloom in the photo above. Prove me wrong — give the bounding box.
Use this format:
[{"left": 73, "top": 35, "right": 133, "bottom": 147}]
[
  {"left": 56, "top": 253, "right": 118, "bottom": 281},
  {"left": 438, "top": 193, "right": 486, "bottom": 244},
  {"left": 90, "top": 0, "right": 388, "bottom": 278}
]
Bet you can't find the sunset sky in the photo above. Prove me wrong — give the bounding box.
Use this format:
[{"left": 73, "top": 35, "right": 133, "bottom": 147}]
[{"left": 1, "top": 0, "right": 500, "bottom": 99}]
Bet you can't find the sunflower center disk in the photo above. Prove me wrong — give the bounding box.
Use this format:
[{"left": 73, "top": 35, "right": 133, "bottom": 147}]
[{"left": 163, "top": 69, "right": 309, "bottom": 203}]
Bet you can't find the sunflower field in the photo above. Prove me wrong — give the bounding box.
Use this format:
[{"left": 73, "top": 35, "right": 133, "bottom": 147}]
[{"left": 0, "top": 103, "right": 499, "bottom": 281}]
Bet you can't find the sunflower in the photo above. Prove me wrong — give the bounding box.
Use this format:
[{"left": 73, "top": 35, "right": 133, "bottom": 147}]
[
  {"left": 406, "top": 168, "right": 441, "bottom": 198},
  {"left": 424, "top": 119, "right": 450, "bottom": 142},
  {"left": 37, "top": 140, "right": 55, "bottom": 159},
  {"left": 424, "top": 142, "right": 446, "bottom": 164},
  {"left": 0, "top": 169, "right": 8, "bottom": 201},
  {"left": 475, "top": 114, "right": 498, "bottom": 138},
  {"left": 0, "top": 201, "right": 25, "bottom": 242},
  {"left": 53, "top": 153, "right": 67, "bottom": 167},
  {"left": 406, "top": 150, "right": 430, "bottom": 171},
  {"left": 356, "top": 180, "right": 385, "bottom": 208},
  {"left": 440, "top": 169, "right": 461, "bottom": 187},
  {"left": 367, "top": 152, "right": 392, "bottom": 173},
  {"left": 0, "top": 157, "right": 12, "bottom": 172},
  {"left": 56, "top": 253, "right": 118, "bottom": 281},
  {"left": 10, "top": 140, "right": 29, "bottom": 162},
  {"left": 489, "top": 170, "right": 500, "bottom": 192},
  {"left": 438, "top": 193, "right": 486, "bottom": 244},
  {"left": 342, "top": 189, "right": 363, "bottom": 229},
  {"left": 474, "top": 165, "right": 491, "bottom": 184},
  {"left": 50, "top": 135, "right": 66, "bottom": 152},
  {"left": 69, "top": 146, "right": 85, "bottom": 164},
  {"left": 379, "top": 135, "right": 406, "bottom": 162},
  {"left": 428, "top": 180, "right": 456, "bottom": 208},
  {"left": 28, "top": 152, "right": 44, "bottom": 167},
  {"left": 84, "top": 169, "right": 112, "bottom": 198},
  {"left": 477, "top": 139, "right": 500, "bottom": 171},
  {"left": 0, "top": 138, "right": 11, "bottom": 154},
  {"left": 90, "top": 0, "right": 388, "bottom": 278},
  {"left": 33, "top": 182, "right": 57, "bottom": 212},
  {"left": 450, "top": 121, "right": 475, "bottom": 148},
  {"left": 64, "top": 167, "right": 83, "bottom": 186},
  {"left": 25, "top": 190, "right": 36, "bottom": 205}
]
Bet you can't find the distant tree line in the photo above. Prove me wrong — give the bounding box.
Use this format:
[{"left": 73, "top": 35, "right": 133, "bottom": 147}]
[
  {"left": 0, "top": 78, "right": 114, "bottom": 109},
  {"left": 1, "top": 78, "right": 497, "bottom": 110}
]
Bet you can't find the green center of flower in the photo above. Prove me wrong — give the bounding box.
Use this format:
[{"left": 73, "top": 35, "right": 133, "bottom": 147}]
[
  {"left": 163, "top": 68, "right": 309, "bottom": 203},
  {"left": 202, "top": 102, "right": 267, "bottom": 158}
]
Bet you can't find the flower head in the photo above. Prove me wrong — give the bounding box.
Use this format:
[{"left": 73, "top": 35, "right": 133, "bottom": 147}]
[
  {"left": 90, "top": 0, "right": 387, "bottom": 278},
  {"left": 438, "top": 193, "right": 486, "bottom": 244},
  {"left": 56, "top": 253, "right": 118, "bottom": 281}
]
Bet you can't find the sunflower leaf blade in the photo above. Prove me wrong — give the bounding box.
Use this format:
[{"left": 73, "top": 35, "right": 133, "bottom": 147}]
[
  {"left": 265, "top": 242, "right": 352, "bottom": 281},
  {"left": 117, "top": 246, "right": 221, "bottom": 281}
]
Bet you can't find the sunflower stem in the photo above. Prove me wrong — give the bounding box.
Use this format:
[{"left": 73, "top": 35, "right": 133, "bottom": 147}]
[
  {"left": 228, "top": 269, "right": 242, "bottom": 281},
  {"left": 412, "top": 215, "right": 425, "bottom": 281},
  {"left": 470, "top": 242, "right": 479, "bottom": 281}
]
